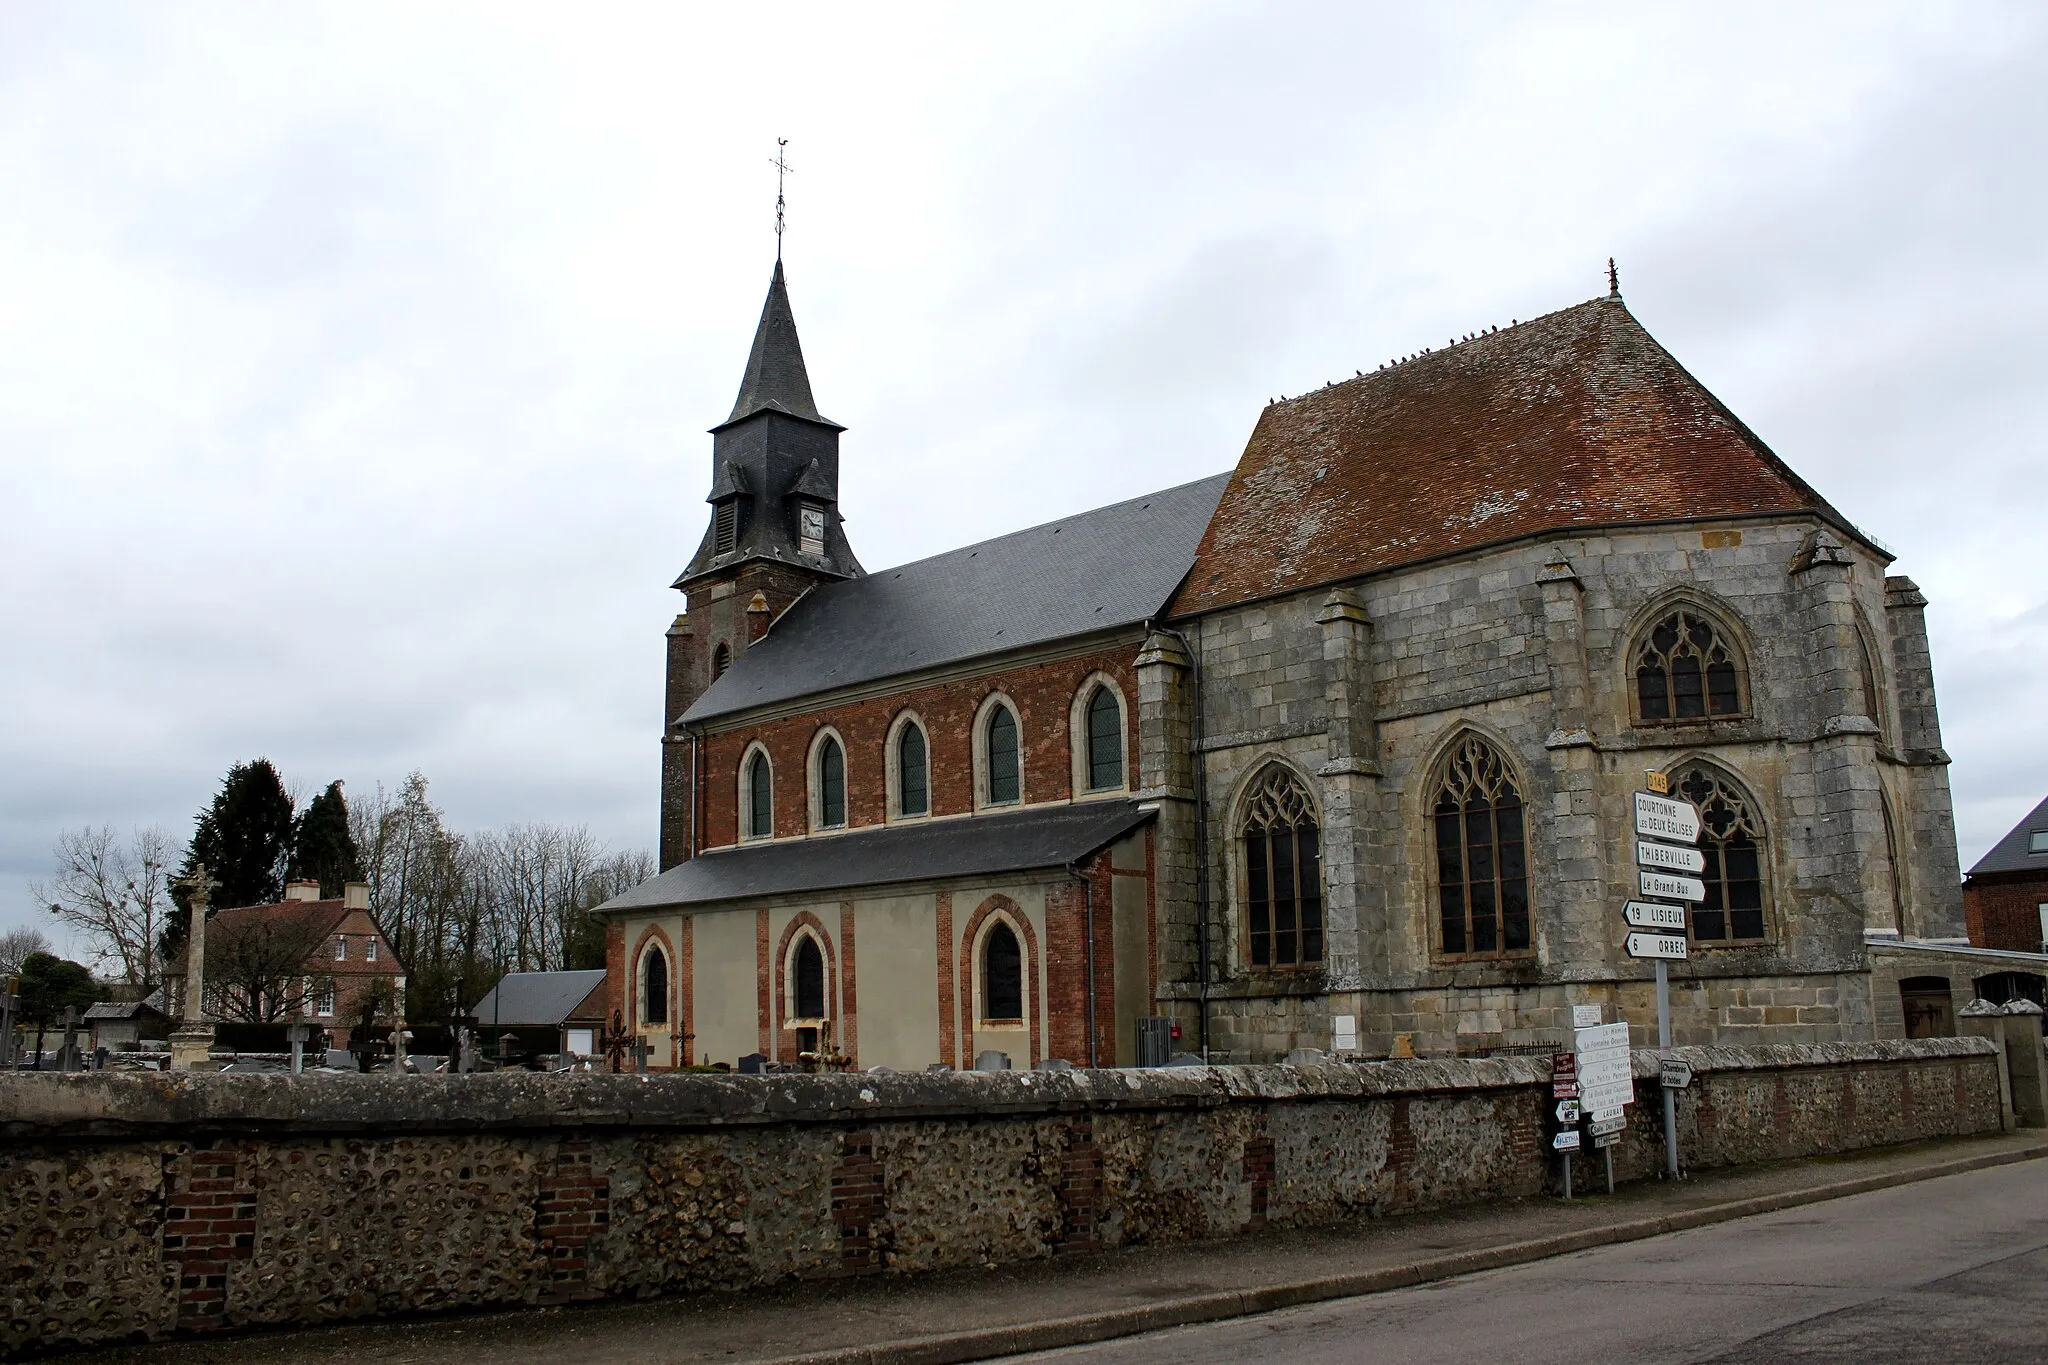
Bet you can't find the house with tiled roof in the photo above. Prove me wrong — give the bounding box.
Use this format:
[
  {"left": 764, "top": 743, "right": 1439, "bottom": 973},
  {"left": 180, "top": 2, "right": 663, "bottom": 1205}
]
[
  {"left": 164, "top": 881, "right": 406, "bottom": 1050},
  {"left": 598, "top": 259, "right": 1971, "bottom": 1067}
]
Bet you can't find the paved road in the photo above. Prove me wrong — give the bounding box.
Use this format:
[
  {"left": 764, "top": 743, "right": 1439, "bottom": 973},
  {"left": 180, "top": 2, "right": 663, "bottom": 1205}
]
[{"left": 1009, "top": 1159, "right": 2048, "bottom": 1364}]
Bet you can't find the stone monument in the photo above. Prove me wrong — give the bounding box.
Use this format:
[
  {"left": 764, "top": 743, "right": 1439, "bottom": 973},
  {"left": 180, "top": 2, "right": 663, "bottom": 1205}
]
[{"left": 168, "top": 866, "right": 217, "bottom": 1070}]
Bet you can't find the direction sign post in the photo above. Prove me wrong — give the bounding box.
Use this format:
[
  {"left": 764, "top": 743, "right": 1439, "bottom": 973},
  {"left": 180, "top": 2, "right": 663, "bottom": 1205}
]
[{"left": 1630, "top": 790, "right": 1701, "bottom": 1184}]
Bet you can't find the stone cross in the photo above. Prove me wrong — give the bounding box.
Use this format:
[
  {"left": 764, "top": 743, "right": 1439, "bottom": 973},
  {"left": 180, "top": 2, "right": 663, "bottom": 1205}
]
[{"left": 175, "top": 865, "right": 216, "bottom": 1024}]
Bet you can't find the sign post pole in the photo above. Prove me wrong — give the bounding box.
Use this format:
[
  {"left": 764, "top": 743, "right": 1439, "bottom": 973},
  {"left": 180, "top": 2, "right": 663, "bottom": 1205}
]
[
  {"left": 1656, "top": 957, "right": 1678, "bottom": 1180},
  {"left": 1562, "top": 1150, "right": 1572, "bottom": 1200}
]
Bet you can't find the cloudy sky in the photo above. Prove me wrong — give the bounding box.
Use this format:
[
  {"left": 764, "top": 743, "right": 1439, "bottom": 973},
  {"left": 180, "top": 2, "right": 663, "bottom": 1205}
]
[{"left": 5, "top": 2, "right": 2045, "bottom": 954}]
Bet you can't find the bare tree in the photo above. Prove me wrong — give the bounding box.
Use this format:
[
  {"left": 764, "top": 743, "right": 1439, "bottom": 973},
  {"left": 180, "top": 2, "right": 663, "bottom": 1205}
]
[
  {"left": 0, "top": 926, "right": 52, "bottom": 977},
  {"left": 204, "top": 908, "right": 335, "bottom": 1024},
  {"left": 30, "top": 826, "right": 174, "bottom": 988}
]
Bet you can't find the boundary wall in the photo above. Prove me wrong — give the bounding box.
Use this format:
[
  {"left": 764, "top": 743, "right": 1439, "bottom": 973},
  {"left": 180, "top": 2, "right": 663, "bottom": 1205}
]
[{"left": 0, "top": 1038, "right": 2000, "bottom": 1354}]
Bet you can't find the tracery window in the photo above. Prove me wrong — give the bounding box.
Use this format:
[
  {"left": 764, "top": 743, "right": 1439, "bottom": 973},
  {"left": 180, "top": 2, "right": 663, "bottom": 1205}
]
[
  {"left": 814, "top": 735, "right": 846, "bottom": 829},
  {"left": 642, "top": 946, "right": 669, "bottom": 1025},
  {"left": 1635, "top": 609, "right": 1744, "bottom": 722},
  {"left": 982, "top": 922, "right": 1023, "bottom": 1021},
  {"left": 896, "top": 721, "right": 929, "bottom": 817},
  {"left": 1240, "top": 766, "right": 1323, "bottom": 968},
  {"left": 1674, "top": 767, "right": 1766, "bottom": 943},
  {"left": 793, "top": 936, "right": 825, "bottom": 1019},
  {"left": 1433, "top": 736, "right": 1530, "bottom": 958},
  {"left": 985, "top": 705, "right": 1021, "bottom": 805},
  {"left": 1084, "top": 686, "right": 1124, "bottom": 791},
  {"left": 744, "top": 750, "right": 773, "bottom": 839}
]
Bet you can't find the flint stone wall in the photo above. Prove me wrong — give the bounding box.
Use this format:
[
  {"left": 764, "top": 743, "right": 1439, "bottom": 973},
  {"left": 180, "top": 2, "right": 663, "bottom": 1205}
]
[{"left": 0, "top": 1037, "right": 2000, "bottom": 1354}]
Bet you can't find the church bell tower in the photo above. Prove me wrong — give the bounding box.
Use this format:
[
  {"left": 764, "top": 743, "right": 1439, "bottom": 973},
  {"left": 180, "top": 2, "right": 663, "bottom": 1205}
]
[{"left": 659, "top": 262, "right": 863, "bottom": 868}]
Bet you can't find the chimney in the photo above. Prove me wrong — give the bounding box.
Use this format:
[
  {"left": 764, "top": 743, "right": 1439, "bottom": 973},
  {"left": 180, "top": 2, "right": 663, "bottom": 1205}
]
[
  {"left": 283, "top": 881, "right": 321, "bottom": 903},
  {"left": 343, "top": 882, "right": 371, "bottom": 911}
]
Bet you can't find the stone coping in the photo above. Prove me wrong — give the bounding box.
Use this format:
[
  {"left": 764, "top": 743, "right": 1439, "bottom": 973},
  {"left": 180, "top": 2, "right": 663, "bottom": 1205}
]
[{"left": 0, "top": 1037, "right": 1994, "bottom": 1139}]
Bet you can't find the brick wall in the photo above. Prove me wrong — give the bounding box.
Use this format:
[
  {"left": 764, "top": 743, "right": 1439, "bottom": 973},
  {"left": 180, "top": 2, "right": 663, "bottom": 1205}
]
[
  {"left": 694, "top": 641, "right": 1141, "bottom": 848},
  {"left": 0, "top": 1040, "right": 2002, "bottom": 1353},
  {"left": 1965, "top": 874, "right": 2048, "bottom": 953}
]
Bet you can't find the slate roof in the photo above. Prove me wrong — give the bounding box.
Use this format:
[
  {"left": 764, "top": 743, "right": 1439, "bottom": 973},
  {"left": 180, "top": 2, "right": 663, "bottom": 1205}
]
[
  {"left": 1171, "top": 295, "right": 1868, "bottom": 616},
  {"left": 1967, "top": 794, "right": 2048, "bottom": 877},
  {"left": 470, "top": 970, "right": 610, "bottom": 1028},
  {"left": 682, "top": 473, "right": 1230, "bottom": 724},
  {"left": 598, "top": 800, "right": 1154, "bottom": 913},
  {"left": 716, "top": 259, "right": 839, "bottom": 431}
]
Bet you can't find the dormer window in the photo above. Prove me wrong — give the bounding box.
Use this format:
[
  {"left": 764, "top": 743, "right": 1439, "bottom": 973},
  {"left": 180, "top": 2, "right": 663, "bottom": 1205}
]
[{"left": 798, "top": 503, "right": 826, "bottom": 556}]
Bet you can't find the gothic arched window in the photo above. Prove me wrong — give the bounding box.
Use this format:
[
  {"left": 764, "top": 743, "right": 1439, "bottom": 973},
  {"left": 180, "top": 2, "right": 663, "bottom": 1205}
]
[
  {"left": 985, "top": 705, "right": 1021, "bottom": 806},
  {"left": 982, "top": 922, "right": 1023, "bottom": 1021},
  {"left": 1433, "top": 736, "right": 1530, "bottom": 958},
  {"left": 1634, "top": 609, "right": 1745, "bottom": 722},
  {"left": 744, "top": 750, "right": 773, "bottom": 839},
  {"left": 793, "top": 936, "right": 825, "bottom": 1019},
  {"left": 814, "top": 734, "right": 846, "bottom": 829},
  {"left": 896, "top": 721, "right": 929, "bottom": 817},
  {"left": 1674, "top": 767, "right": 1767, "bottom": 944},
  {"left": 1240, "top": 766, "right": 1323, "bottom": 968},
  {"left": 1085, "top": 686, "right": 1124, "bottom": 791},
  {"left": 641, "top": 946, "right": 668, "bottom": 1025}
]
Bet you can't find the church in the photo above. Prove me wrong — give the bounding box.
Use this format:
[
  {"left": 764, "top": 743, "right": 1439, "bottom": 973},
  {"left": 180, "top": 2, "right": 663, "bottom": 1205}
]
[{"left": 597, "top": 255, "right": 1978, "bottom": 1069}]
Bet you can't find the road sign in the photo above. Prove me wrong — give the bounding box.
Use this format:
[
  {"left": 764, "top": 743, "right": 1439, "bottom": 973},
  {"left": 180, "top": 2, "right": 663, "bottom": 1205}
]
[
  {"left": 1626, "top": 931, "right": 1689, "bottom": 961},
  {"left": 1633, "top": 791, "right": 1701, "bottom": 843},
  {"left": 1593, "top": 1133, "right": 1621, "bottom": 1149},
  {"left": 1624, "top": 900, "right": 1688, "bottom": 930},
  {"left": 1579, "top": 1078, "right": 1634, "bottom": 1112},
  {"left": 1575, "top": 1022, "right": 1630, "bottom": 1053},
  {"left": 1551, "top": 1051, "right": 1576, "bottom": 1076},
  {"left": 1551, "top": 1080, "right": 1580, "bottom": 1100},
  {"left": 1555, "top": 1099, "right": 1581, "bottom": 1124},
  {"left": 1552, "top": 1130, "right": 1581, "bottom": 1152},
  {"left": 1645, "top": 769, "right": 1669, "bottom": 795},
  {"left": 1639, "top": 870, "right": 1706, "bottom": 903},
  {"left": 1636, "top": 839, "right": 1706, "bottom": 875},
  {"left": 1587, "top": 1113, "right": 1627, "bottom": 1137},
  {"left": 1660, "top": 1057, "right": 1695, "bottom": 1089}
]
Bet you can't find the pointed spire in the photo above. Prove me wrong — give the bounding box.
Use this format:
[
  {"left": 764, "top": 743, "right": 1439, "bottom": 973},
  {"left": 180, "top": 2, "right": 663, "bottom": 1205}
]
[{"left": 723, "top": 260, "right": 836, "bottom": 427}]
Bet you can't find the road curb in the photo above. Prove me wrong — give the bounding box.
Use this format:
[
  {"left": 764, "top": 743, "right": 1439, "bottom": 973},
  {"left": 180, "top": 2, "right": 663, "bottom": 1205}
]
[{"left": 765, "top": 1139, "right": 2048, "bottom": 1365}]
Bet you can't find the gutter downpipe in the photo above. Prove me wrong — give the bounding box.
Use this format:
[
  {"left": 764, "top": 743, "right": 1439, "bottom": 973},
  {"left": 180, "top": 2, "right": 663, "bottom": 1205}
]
[
  {"left": 1158, "top": 623, "right": 1210, "bottom": 1062},
  {"left": 1069, "top": 859, "right": 1099, "bottom": 1069}
]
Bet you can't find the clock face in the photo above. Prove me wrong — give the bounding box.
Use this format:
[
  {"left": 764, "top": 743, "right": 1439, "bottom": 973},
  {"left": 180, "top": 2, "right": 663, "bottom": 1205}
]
[{"left": 801, "top": 507, "right": 826, "bottom": 541}]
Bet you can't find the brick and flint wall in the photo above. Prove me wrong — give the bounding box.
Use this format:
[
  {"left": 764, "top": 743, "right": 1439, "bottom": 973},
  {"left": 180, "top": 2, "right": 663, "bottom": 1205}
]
[{"left": 0, "top": 1038, "right": 2000, "bottom": 1354}]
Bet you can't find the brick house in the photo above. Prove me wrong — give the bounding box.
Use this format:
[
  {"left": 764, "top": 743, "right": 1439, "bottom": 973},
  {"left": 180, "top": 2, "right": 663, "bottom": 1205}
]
[
  {"left": 1964, "top": 794, "right": 2048, "bottom": 954},
  {"left": 599, "top": 258, "right": 1983, "bottom": 1067},
  {"left": 165, "top": 881, "right": 406, "bottom": 1050}
]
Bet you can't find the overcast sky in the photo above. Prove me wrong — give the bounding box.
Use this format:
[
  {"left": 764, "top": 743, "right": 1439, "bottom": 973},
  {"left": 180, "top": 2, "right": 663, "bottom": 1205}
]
[{"left": 5, "top": 2, "right": 2046, "bottom": 956}]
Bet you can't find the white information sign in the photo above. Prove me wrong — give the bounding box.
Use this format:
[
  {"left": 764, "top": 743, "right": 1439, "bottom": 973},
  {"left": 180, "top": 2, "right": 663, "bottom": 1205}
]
[
  {"left": 1578, "top": 1078, "right": 1635, "bottom": 1112},
  {"left": 1586, "top": 1113, "right": 1628, "bottom": 1137},
  {"left": 1571, "top": 1004, "right": 1604, "bottom": 1029},
  {"left": 1626, "top": 931, "right": 1690, "bottom": 961},
  {"left": 1553, "top": 1130, "right": 1581, "bottom": 1152},
  {"left": 1623, "top": 900, "right": 1688, "bottom": 930},
  {"left": 1636, "top": 840, "right": 1706, "bottom": 875},
  {"left": 1633, "top": 792, "right": 1701, "bottom": 844},
  {"left": 1575, "top": 1022, "right": 1630, "bottom": 1053},
  {"left": 1639, "top": 870, "right": 1707, "bottom": 903}
]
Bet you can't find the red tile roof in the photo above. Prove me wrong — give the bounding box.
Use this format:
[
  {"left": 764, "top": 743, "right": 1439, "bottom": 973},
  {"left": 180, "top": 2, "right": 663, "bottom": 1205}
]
[{"left": 1170, "top": 296, "right": 1864, "bottom": 616}]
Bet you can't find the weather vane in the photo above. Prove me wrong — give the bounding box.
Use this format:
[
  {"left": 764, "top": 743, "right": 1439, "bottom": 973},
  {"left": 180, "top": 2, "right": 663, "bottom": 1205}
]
[{"left": 771, "top": 138, "right": 793, "bottom": 259}]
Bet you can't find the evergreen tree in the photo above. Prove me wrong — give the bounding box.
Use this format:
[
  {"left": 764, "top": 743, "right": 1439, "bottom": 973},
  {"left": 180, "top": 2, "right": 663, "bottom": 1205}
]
[
  {"left": 175, "top": 759, "right": 295, "bottom": 913},
  {"left": 289, "top": 780, "right": 362, "bottom": 897}
]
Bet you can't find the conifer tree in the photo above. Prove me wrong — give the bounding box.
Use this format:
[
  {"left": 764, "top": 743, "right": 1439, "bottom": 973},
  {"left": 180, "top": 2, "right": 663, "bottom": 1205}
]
[
  {"left": 175, "top": 759, "right": 295, "bottom": 912},
  {"left": 289, "top": 780, "right": 362, "bottom": 897}
]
